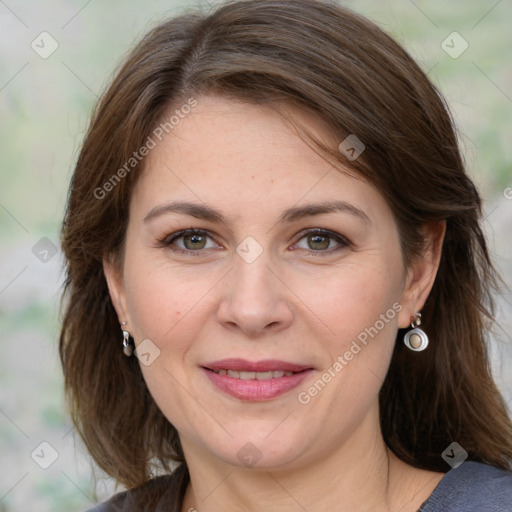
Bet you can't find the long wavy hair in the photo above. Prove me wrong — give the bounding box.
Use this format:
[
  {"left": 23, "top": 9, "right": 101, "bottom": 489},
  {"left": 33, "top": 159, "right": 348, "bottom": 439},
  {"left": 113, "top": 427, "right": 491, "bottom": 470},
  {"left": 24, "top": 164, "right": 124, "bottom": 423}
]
[{"left": 60, "top": 0, "right": 512, "bottom": 503}]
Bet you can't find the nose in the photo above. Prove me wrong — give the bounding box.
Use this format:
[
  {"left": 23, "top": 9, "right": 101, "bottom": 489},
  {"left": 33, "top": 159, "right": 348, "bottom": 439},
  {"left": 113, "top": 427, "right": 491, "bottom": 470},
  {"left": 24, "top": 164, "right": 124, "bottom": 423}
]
[{"left": 216, "top": 253, "right": 294, "bottom": 337}]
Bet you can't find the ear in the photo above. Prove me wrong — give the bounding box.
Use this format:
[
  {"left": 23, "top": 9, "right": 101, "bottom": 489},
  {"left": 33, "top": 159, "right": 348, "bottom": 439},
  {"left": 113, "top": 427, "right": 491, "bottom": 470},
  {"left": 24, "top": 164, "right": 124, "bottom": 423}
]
[
  {"left": 397, "top": 221, "right": 446, "bottom": 328},
  {"left": 103, "top": 254, "right": 129, "bottom": 325}
]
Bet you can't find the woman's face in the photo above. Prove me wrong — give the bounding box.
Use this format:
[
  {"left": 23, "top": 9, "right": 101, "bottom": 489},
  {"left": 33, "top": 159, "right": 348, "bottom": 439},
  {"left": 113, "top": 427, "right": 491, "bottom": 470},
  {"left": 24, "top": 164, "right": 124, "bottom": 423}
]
[{"left": 106, "top": 95, "right": 428, "bottom": 470}]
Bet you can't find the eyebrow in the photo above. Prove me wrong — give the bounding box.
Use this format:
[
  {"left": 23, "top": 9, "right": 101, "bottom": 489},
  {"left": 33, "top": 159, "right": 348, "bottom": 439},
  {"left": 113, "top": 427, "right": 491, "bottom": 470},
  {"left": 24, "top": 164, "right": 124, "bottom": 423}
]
[
  {"left": 143, "top": 201, "right": 228, "bottom": 224},
  {"left": 278, "top": 200, "right": 371, "bottom": 225},
  {"left": 143, "top": 200, "right": 371, "bottom": 225}
]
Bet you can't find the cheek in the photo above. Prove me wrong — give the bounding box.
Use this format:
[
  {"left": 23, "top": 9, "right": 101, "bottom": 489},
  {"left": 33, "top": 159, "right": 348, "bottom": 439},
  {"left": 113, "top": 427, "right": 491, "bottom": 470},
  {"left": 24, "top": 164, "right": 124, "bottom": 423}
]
[
  {"left": 291, "top": 257, "right": 405, "bottom": 419},
  {"left": 302, "top": 261, "right": 403, "bottom": 350},
  {"left": 292, "top": 267, "right": 402, "bottom": 438},
  {"left": 122, "top": 254, "right": 214, "bottom": 432},
  {"left": 122, "top": 252, "right": 204, "bottom": 353}
]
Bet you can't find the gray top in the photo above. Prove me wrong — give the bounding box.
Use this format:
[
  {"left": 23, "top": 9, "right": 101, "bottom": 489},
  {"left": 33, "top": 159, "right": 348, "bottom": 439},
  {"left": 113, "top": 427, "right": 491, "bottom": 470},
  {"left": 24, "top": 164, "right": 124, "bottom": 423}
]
[
  {"left": 418, "top": 461, "right": 512, "bottom": 512},
  {"left": 86, "top": 461, "right": 512, "bottom": 511}
]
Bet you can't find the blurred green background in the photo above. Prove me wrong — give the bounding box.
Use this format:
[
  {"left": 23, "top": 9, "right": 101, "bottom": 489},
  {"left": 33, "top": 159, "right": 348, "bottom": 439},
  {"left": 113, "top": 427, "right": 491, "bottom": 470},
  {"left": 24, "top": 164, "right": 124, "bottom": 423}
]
[{"left": 1, "top": 1, "right": 511, "bottom": 510}]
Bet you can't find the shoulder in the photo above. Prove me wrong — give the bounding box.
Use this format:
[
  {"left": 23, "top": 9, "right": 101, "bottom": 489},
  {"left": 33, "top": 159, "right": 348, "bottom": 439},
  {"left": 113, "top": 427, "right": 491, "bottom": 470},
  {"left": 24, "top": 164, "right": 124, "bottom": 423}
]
[
  {"left": 420, "top": 461, "right": 512, "bottom": 512},
  {"left": 84, "top": 469, "right": 187, "bottom": 512}
]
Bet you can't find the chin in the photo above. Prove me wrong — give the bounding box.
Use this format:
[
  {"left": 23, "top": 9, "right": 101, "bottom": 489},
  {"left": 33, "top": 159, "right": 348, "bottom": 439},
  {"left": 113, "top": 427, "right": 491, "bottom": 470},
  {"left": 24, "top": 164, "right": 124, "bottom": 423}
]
[{"left": 203, "top": 424, "right": 313, "bottom": 471}]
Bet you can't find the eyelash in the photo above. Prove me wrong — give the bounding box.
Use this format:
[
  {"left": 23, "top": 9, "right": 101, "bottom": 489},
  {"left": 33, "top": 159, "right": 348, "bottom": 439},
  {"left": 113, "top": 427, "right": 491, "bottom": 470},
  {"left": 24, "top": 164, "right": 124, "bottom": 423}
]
[{"left": 159, "top": 228, "right": 351, "bottom": 257}]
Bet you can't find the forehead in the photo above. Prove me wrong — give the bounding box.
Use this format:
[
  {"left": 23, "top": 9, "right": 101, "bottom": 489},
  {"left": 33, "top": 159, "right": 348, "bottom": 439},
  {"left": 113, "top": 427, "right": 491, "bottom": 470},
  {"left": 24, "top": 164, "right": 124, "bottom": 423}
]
[{"left": 131, "top": 95, "right": 388, "bottom": 222}]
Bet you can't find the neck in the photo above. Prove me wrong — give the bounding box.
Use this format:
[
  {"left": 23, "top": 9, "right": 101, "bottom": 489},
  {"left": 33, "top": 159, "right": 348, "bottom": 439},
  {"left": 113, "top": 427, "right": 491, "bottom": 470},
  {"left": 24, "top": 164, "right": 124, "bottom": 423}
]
[{"left": 180, "top": 407, "right": 437, "bottom": 512}]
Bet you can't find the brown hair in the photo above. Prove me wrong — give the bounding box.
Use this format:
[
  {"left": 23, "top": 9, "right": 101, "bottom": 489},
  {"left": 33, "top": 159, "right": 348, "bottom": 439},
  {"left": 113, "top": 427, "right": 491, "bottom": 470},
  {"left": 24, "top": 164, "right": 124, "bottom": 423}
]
[{"left": 60, "top": 0, "right": 512, "bottom": 500}]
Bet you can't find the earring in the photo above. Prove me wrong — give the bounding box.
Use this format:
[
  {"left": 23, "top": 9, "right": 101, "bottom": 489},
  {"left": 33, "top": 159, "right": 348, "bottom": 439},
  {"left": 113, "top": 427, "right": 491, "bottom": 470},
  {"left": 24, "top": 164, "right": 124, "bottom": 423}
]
[
  {"left": 121, "top": 321, "right": 134, "bottom": 357},
  {"left": 403, "top": 312, "right": 428, "bottom": 351}
]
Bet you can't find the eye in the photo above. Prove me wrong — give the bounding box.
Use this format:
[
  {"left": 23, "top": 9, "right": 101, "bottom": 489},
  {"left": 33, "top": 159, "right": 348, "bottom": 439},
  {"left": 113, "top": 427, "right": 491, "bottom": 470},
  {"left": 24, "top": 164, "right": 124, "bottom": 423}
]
[
  {"left": 163, "top": 229, "right": 219, "bottom": 252},
  {"left": 292, "top": 229, "right": 350, "bottom": 253}
]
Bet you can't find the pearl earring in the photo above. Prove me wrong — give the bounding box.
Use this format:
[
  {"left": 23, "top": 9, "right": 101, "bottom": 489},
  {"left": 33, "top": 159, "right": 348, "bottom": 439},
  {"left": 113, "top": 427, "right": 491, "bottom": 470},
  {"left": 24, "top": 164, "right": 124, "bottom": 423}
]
[
  {"left": 403, "top": 312, "right": 428, "bottom": 351},
  {"left": 121, "top": 321, "right": 134, "bottom": 357}
]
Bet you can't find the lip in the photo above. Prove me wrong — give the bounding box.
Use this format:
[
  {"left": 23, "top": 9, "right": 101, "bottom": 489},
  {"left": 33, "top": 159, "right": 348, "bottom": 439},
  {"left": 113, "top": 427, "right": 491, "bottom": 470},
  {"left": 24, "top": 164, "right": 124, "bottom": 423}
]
[
  {"left": 201, "top": 359, "right": 314, "bottom": 401},
  {"left": 204, "top": 358, "right": 312, "bottom": 373}
]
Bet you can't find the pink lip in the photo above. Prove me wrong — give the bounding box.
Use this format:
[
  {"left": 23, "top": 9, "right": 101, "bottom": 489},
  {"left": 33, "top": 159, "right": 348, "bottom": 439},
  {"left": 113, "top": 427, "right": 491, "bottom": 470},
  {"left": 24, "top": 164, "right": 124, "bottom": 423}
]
[
  {"left": 204, "top": 358, "right": 312, "bottom": 373},
  {"left": 201, "top": 359, "right": 314, "bottom": 401}
]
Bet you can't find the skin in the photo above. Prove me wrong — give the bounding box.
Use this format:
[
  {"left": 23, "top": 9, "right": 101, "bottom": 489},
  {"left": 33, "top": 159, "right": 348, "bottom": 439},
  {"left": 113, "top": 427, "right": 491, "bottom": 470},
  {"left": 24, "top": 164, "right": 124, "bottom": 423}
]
[{"left": 104, "top": 95, "right": 446, "bottom": 511}]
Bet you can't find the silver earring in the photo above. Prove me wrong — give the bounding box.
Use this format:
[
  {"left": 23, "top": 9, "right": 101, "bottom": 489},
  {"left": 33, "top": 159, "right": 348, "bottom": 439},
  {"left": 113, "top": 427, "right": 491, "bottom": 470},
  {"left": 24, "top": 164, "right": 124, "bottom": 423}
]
[
  {"left": 403, "top": 312, "right": 428, "bottom": 351},
  {"left": 121, "top": 322, "right": 134, "bottom": 357}
]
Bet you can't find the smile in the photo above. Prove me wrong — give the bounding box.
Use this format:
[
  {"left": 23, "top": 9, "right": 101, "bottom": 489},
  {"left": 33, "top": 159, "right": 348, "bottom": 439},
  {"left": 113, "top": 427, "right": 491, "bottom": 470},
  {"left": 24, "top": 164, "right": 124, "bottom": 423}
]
[
  {"left": 202, "top": 359, "right": 313, "bottom": 401},
  {"left": 211, "top": 369, "right": 296, "bottom": 379}
]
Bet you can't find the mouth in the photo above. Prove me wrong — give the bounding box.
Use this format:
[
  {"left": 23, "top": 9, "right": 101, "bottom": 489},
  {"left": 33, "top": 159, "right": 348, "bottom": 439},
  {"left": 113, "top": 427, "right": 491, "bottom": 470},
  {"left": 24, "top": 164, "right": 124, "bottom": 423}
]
[
  {"left": 207, "top": 369, "right": 297, "bottom": 380},
  {"left": 201, "top": 359, "right": 314, "bottom": 401}
]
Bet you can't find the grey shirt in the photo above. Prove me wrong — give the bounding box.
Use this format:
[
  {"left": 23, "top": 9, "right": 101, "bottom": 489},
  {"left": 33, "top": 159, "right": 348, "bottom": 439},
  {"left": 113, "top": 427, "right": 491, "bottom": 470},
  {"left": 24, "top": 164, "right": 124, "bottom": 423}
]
[
  {"left": 87, "top": 461, "right": 512, "bottom": 511},
  {"left": 418, "top": 461, "right": 512, "bottom": 512}
]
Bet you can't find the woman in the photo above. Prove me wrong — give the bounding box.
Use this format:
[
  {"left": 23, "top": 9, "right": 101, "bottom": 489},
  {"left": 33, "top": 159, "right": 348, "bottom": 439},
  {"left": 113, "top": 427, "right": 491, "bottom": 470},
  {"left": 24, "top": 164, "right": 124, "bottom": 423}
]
[{"left": 59, "top": 1, "right": 512, "bottom": 510}]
